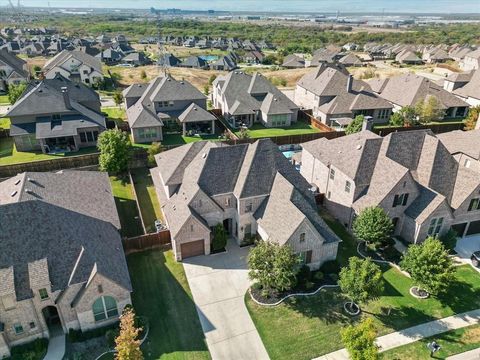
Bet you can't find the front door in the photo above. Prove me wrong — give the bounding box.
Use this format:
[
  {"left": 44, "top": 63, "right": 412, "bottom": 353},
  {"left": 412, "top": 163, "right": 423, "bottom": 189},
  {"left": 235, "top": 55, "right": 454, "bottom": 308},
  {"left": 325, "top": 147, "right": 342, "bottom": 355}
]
[{"left": 42, "top": 306, "right": 63, "bottom": 336}]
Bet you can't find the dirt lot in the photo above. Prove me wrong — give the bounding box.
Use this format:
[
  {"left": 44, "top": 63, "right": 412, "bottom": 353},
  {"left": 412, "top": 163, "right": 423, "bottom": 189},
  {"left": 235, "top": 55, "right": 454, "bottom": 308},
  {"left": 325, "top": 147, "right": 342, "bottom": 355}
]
[
  {"left": 132, "top": 44, "right": 228, "bottom": 59},
  {"left": 25, "top": 56, "right": 49, "bottom": 69}
]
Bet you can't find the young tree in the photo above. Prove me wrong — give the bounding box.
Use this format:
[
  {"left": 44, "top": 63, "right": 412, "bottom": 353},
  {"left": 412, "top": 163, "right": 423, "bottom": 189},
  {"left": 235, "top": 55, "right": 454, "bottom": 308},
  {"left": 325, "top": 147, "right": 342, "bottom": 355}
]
[
  {"left": 352, "top": 207, "right": 394, "bottom": 250},
  {"left": 464, "top": 106, "right": 480, "bottom": 131},
  {"left": 398, "top": 105, "right": 418, "bottom": 126},
  {"left": 140, "top": 70, "right": 147, "bottom": 80},
  {"left": 97, "top": 129, "right": 131, "bottom": 174},
  {"left": 212, "top": 223, "right": 227, "bottom": 251},
  {"left": 115, "top": 307, "right": 143, "bottom": 360},
  {"left": 415, "top": 96, "right": 444, "bottom": 124},
  {"left": 147, "top": 142, "right": 164, "bottom": 167},
  {"left": 208, "top": 74, "right": 217, "bottom": 86},
  {"left": 400, "top": 237, "right": 454, "bottom": 296},
  {"left": 389, "top": 112, "right": 404, "bottom": 127},
  {"left": 345, "top": 115, "right": 365, "bottom": 135},
  {"left": 7, "top": 82, "right": 27, "bottom": 104},
  {"left": 248, "top": 240, "right": 299, "bottom": 292},
  {"left": 341, "top": 318, "right": 378, "bottom": 360},
  {"left": 113, "top": 91, "right": 124, "bottom": 108},
  {"left": 203, "top": 84, "right": 210, "bottom": 96},
  {"left": 339, "top": 257, "right": 384, "bottom": 312}
]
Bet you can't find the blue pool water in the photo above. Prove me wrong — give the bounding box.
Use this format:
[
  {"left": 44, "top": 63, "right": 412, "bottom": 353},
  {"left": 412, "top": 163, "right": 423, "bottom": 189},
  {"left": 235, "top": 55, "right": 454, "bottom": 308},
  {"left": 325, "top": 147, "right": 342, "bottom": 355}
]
[
  {"left": 282, "top": 150, "right": 297, "bottom": 159},
  {"left": 199, "top": 55, "right": 219, "bottom": 62}
]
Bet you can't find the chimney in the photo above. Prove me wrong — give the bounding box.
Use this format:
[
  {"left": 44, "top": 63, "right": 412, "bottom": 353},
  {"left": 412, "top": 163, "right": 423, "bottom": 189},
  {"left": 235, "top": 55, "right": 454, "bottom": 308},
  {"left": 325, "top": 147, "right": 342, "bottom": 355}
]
[
  {"left": 61, "top": 86, "right": 71, "bottom": 109},
  {"left": 347, "top": 74, "right": 353, "bottom": 93},
  {"left": 362, "top": 116, "right": 374, "bottom": 132}
]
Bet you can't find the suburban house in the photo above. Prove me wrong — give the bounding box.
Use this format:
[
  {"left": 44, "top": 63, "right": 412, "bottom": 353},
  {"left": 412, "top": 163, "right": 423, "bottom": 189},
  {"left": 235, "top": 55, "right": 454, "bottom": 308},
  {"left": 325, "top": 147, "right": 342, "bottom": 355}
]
[
  {"left": 151, "top": 139, "right": 340, "bottom": 266},
  {"left": 460, "top": 49, "right": 480, "bottom": 71},
  {"left": 395, "top": 50, "right": 423, "bottom": 65},
  {"left": 437, "top": 130, "right": 480, "bottom": 174},
  {"left": 123, "top": 76, "right": 209, "bottom": 143},
  {"left": 299, "top": 129, "right": 480, "bottom": 243},
  {"left": 282, "top": 54, "right": 305, "bottom": 69},
  {"left": 422, "top": 48, "right": 449, "bottom": 64},
  {"left": 96, "top": 48, "right": 124, "bottom": 65},
  {"left": 368, "top": 73, "right": 470, "bottom": 119},
  {"left": 294, "top": 64, "right": 393, "bottom": 126},
  {"left": 43, "top": 50, "right": 103, "bottom": 86},
  {"left": 0, "top": 171, "right": 131, "bottom": 359},
  {"left": 178, "top": 56, "right": 208, "bottom": 69},
  {"left": 122, "top": 52, "right": 152, "bottom": 67},
  {"left": 443, "top": 69, "right": 480, "bottom": 106},
  {"left": 210, "top": 55, "right": 237, "bottom": 71},
  {"left": 0, "top": 49, "right": 29, "bottom": 93},
  {"left": 4, "top": 74, "right": 106, "bottom": 153},
  {"left": 157, "top": 53, "right": 182, "bottom": 68},
  {"left": 338, "top": 53, "right": 363, "bottom": 67},
  {"left": 212, "top": 71, "right": 299, "bottom": 129}
]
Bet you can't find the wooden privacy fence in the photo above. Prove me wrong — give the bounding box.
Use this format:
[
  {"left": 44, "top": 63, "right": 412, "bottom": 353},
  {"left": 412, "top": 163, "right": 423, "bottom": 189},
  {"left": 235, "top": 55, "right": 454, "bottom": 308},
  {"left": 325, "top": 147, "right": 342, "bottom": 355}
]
[
  {"left": 0, "top": 152, "right": 100, "bottom": 178},
  {"left": 122, "top": 231, "right": 172, "bottom": 255}
]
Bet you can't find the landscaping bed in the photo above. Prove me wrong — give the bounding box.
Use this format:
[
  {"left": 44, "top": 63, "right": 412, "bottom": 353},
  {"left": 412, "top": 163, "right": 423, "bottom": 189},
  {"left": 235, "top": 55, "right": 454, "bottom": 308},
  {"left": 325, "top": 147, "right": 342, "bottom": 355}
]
[
  {"left": 250, "top": 271, "right": 337, "bottom": 305},
  {"left": 358, "top": 241, "right": 403, "bottom": 264},
  {"left": 7, "top": 338, "right": 48, "bottom": 360}
]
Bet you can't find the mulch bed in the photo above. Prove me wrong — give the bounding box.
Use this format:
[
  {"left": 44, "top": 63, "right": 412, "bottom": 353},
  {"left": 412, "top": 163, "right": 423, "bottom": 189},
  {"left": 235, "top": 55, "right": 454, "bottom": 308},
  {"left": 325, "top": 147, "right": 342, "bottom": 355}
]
[
  {"left": 410, "top": 286, "right": 430, "bottom": 299},
  {"left": 65, "top": 336, "right": 111, "bottom": 360},
  {"left": 359, "top": 242, "right": 402, "bottom": 264},
  {"left": 250, "top": 273, "right": 337, "bottom": 305}
]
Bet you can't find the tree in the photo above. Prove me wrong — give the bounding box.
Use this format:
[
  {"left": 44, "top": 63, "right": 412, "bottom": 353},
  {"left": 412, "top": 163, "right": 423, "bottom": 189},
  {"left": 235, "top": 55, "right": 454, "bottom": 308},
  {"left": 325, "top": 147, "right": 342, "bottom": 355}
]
[
  {"left": 140, "top": 70, "right": 147, "bottom": 80},
  {"left": 464, "top": 106, "right": 480, "bottom": 131},
  {"left": 212, "top": 223, "right": 227, "bottom": 251},
  {"left": 341, "top": 318, "right": 378, "bottom": 360},
  {"left": 97, "top": 129, "right": 131, "bottom": 174},
  {"left": 147, "top": 142, "right": 164, "bottom": 167},
  {"left": 389, "top": 112, "right": 404, "bottom": 127},
  {"left": 208, "top": 74, "right": 217, "bottom": 85},
  {"left": 339, "top": 257, "right": 384, "bottom": 312},
  {"left": 248, "top": 240, "right": 299, "bottom": 292},
  {"left": 113, "top": 91, "right": 124, "bottom": 108},
  {"left": 400, "top": 237, "right": 454, "bottom": 295},
  {"left": 345, "top": 115, "right": 364, "bottom": 135},
  {"left": 115, "top": 307, "right": 143, "bottom": 360},
  {"left": 415, "top": 96, "right": 444, "bottom": 124},
  {"left": 7, "top": 82, "right": 27, "bottom": 104},
  {"left": 398, "top": 105, "right": 418, "bottom": 126},
  {"left": 352, "top": 207, "right": 394, "bottom": 250}
]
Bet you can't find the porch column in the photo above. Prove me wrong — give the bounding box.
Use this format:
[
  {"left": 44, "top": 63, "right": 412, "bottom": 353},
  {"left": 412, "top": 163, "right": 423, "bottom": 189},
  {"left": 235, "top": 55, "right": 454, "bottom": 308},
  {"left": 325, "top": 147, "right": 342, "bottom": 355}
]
[
  {"left": 211, "top": 120, "right": 215, "bottom": 135},
  {"left": 182, "top": 123, "right": 187, "bottom": 136},
  {"left": 39, "top": 139, "right": 46, "bottom": 153}
]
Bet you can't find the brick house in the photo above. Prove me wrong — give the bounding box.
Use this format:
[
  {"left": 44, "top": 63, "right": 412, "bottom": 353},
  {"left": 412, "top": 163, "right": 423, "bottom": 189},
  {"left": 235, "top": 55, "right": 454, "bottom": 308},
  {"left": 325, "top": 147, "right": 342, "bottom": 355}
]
[
  {"left": 150, "top": 139, "right": 340, "bottom": 268},
  {"left": 0, "top": 171, "right": 131, "bottom": 358},
  {"left": 299, "top": 130, "right": 480, "bottom": 243}
]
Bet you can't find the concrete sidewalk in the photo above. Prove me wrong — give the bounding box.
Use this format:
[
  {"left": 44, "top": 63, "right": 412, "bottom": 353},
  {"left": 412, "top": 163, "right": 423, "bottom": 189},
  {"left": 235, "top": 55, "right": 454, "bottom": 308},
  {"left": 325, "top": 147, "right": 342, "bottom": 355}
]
[
  {"left": 447, "top": 348, "right": 480, "bottom": 360},
  {"left": 43, "top": 333, "right": 65, "bottom": 360},
  {"left": 313, "top": 309, "right": 480, "bottom": 360}
]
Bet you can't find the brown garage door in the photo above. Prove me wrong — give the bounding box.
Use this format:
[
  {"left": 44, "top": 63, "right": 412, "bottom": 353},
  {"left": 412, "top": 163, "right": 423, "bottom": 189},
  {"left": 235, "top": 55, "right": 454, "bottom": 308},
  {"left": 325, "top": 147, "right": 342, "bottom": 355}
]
[{"left": 181, "top": 240, "right": 205, "bottom": 259}]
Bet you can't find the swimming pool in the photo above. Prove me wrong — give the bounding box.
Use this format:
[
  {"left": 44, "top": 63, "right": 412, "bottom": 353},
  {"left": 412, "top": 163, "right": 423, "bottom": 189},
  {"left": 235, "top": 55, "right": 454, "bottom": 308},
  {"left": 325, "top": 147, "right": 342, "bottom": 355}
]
[
  {"left": 199, "top": 55, "right": 219, "bottom": 61},
  {"left": 282, "top": 150, "right": 299, "bottom": 159}
]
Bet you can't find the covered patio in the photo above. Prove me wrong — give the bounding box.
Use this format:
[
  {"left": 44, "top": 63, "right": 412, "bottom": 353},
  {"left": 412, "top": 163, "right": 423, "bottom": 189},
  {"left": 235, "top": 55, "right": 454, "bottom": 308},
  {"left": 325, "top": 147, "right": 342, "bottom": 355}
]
[{"left": 178, "top": 104, "right": 217, "bottom": 136}]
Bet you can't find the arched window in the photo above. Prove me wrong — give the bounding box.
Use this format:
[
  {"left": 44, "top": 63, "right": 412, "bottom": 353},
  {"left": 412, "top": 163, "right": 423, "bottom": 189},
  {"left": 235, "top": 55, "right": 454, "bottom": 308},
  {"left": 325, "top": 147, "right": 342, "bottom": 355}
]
[{"left": 92, "top": 296, "right": 118, "bottom": 322}]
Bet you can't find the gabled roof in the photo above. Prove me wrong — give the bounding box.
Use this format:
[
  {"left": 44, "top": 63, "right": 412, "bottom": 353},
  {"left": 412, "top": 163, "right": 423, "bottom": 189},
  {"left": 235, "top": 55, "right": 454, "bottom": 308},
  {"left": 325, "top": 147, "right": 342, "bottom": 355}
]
[
  {"left": 368, "top": 73, "right": 469, "bottom": 108},
  {"left": 453, "top": 69, "right": 480, "bottom": 100},
  {"left": 437, "top": 129, "right": 480, "bottom": 160},
  {"left": 282, "top": 54, "right": 305, "bottom": 68},
  {"left": 0, "top": 48, "right": 28, "bottom": 78},
  {"left": 43, "top": 50, "right": 102, "bottom": 74},
  {"left": 178, "top": 103, "right": 216, "bottom": 123},
  {"left": 338, "top": 53, "right": 362, "bottom": 66}
]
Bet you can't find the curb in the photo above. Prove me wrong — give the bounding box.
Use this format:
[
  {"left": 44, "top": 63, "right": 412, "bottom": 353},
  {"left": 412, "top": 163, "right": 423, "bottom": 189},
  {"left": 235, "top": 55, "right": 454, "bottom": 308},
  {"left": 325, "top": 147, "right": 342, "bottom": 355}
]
[{"left": 249, "top": 284, "right": 339, "bottom": 307}]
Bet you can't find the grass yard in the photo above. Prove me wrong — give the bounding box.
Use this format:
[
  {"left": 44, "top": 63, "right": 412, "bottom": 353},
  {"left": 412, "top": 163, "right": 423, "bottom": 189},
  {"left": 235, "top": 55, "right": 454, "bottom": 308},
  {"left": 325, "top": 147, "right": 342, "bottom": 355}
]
[
  {"left": 234, "top": 122, "right": 320, "bottom": 139},
  {"left": 103, "top": 107, "right": 126, "bottom": 125},
  {"left": 127, "top": 250, "right": 210, "bottom": 360},
  {"left": 131, "top": 168, "right": 163, "bottom": 233},
  {"left": 380, "top": 323, "right": 480, "bottom": 360},
  {"left": 109, "top": 175, "right": 143, "bottom": 238},
  {"left": 0, "top": 137, "right": 98, "bottom": 165},
  {"left": 0, "top": 117, "right": 10, "bottom": 129},
  {"left": 246, "top": 212, "right": 480, "bottom": 360},
  {"left": 161, "top": 133, "right": 221, "bottom": 146},
  {"left": 0, "top": 94, "right": 10, "bottom": 104}
]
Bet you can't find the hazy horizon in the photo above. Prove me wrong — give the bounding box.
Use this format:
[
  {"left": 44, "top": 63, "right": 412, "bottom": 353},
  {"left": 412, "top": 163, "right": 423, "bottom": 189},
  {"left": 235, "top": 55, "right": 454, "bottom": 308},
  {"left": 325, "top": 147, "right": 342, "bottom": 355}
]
[{"left": 10, "top": 0, "right": 480, "bottom": 14}]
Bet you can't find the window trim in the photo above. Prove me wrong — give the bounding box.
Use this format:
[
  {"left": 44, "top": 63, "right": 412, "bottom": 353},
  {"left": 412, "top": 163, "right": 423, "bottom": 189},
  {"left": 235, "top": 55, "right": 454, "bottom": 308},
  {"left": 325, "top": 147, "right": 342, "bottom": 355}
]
[
  {"left": 39, "top": 288, "right": 49, "bottom": 300},
  {"left": 92, "top": 296, "right": 118, "bottom": 323},
  {"left": 13, "top": 323, "right": 24, "bottom": 335}
]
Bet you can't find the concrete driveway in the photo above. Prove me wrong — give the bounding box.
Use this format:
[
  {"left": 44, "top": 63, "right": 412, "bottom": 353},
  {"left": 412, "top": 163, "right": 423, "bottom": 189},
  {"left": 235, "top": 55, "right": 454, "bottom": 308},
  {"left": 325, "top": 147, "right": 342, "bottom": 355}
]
[
  {"left": 455, "top": 235, "right": 480, "bottom": 260},
  {"left": 183, "top": 239, "right": 270, "bottom": 360}
]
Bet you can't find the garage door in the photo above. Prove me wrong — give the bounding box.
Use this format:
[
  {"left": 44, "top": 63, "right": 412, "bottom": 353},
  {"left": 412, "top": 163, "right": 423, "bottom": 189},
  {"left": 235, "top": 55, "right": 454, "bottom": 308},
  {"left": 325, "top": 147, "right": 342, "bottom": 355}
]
[
  {"left": 181, "top": 240, "right": 205, "bottom": 259},
  {"left": 452, "top": 223, "right": 468, "bottom": 237},
  {"left": 467, "top": 221, "right": 480, "bottom": 236}
]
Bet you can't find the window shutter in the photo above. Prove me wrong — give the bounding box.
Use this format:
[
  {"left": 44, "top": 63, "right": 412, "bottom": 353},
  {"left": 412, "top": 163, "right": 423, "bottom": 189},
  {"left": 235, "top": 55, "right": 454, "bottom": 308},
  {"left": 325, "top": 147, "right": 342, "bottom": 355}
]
[{"left": 402, "top": 193, "right": 409, "bottom": 206}]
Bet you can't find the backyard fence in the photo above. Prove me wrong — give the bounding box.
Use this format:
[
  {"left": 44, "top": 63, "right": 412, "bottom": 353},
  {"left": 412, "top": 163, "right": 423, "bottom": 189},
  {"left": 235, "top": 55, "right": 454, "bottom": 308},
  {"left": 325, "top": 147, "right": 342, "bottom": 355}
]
[
  {"left": 122, "top": 231, "right": 172, "bottom": 255},
  {"left": 0, "top": 152, "right": 100, "bottom": 178},
  {"left": 373, "top": 122, "right": 464, "bottom": 136}
]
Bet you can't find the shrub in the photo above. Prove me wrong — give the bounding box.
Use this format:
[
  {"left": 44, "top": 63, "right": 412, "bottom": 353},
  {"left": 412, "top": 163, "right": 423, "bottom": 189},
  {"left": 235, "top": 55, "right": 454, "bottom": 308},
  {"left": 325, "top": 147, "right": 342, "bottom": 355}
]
[
  {"left": 321, "top": 260, "right": 341, "bottom": 274},
  {"left": 297, "top": 265, "right": 311, "bottom": 285},
  {"left": 68, "top": 323, "right": 119, "bottom": 343},
  {"left": 7, "top": 82, "right": 27, "bottom": 104},
  {"left": 341, "top": 318, "right": 378, "bottom": 360},
  {"left": 313, "top": 271, "right": 324, "bottom": 281},
  {"left": 212, "top": 223, "right": 227, "bottom": 251},
  {"left": 97, "top": 129, "right": 131, "bottom": 174},
  {"left": 345, "top": 115, "right": 364, "bottom": 135},
  {"left": 105, "top": 328, "right": 119, "bottom": 347},
  {"left": 147, "top": 142, "right": 164, "bottom": 167}
]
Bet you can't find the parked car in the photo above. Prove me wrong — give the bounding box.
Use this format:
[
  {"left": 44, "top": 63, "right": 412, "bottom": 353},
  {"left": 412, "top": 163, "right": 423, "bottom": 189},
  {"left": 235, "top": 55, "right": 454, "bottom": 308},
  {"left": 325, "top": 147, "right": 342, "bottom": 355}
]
[{"left": 471, "top": 251, "right": 480, "bottom": 267}]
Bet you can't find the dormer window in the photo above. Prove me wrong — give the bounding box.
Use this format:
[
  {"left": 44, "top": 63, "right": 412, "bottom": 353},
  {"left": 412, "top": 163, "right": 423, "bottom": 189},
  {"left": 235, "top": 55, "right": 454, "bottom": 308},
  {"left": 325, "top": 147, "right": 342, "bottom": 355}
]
[{"left": 39, "top": 288, "right": 49, "bottom": 300}]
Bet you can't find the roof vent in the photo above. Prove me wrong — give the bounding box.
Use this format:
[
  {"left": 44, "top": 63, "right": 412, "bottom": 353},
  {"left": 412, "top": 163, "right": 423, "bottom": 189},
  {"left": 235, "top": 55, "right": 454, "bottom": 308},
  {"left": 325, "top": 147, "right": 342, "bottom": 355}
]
[
  {"left": 27, "top": 177, "right": 33, "bottom": 182},
  {"left": 194, "top": 107, "right": 197, "bottom": 111},
  {"left": 14, "top": 179, "right": 21, "bottom": 185},
  {"left": 356, "top": 144, "right": 362, "bottom": 150},
  {"left": 25, "top": 189, "right": 34, "bottom": 194},
  {"left": 202, "top": 153, "right": 207, "bottom": 159},
  {"left": 10, "top": 191, "right": 17, "bottom": 197}
]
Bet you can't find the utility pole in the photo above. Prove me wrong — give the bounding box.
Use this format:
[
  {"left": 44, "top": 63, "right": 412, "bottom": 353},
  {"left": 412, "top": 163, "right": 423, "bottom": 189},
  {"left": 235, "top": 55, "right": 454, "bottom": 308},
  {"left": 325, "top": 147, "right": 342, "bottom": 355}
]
[{"left": 157, "top": 15, "right": 168, "bottom": 77}]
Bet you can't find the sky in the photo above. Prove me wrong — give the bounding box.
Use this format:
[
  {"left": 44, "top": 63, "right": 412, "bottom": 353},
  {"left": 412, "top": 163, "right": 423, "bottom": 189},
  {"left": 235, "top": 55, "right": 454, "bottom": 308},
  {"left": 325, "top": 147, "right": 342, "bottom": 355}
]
[{"left": 12, "top": 0, "right": 480, "bottom": 14}]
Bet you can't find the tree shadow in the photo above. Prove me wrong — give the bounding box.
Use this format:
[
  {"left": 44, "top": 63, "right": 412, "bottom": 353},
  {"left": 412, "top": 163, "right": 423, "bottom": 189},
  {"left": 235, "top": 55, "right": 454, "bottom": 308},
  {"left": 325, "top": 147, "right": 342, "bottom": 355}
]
[
  {"left": 374, "top": 306, "right": 435, "bottom": 334},
  {"left": 436, "top": 277, "right": 480, "bottom": 313}
]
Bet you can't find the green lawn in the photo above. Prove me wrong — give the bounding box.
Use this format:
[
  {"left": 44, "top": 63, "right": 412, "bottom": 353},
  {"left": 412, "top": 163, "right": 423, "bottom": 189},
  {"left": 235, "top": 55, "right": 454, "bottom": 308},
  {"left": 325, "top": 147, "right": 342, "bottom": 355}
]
[
  {"left": 160, "top": 134, "right": 222, "bottom": 146},
  {"left": 0, "top": 117, "right": 10, "bottom": 129},
  {"left": 109, "top": 175, "right": 143, "bottom": 238},
  {"left": 0, "top": 137, "right": 98, "bottom": 165},
  {"left": 380, "top": 323, "right": 480, "bottom": 360},
  {"left": 128, "top": 250, "right": 210, "bottom": 360},
  {"left": 0, "top": 94, "right": 10, "bottom": 104},
  {"left": 131, "top": 168, "right": 163, "bottom": 233},
  {"left": 103, "top": 107, "right": 126, "bottom": 125},
  {"left": 246, "top": 213, "right": 480, "bottom": 360},
  {"left": 234, "top": 122, "right": 320, "bottom": 139}
]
